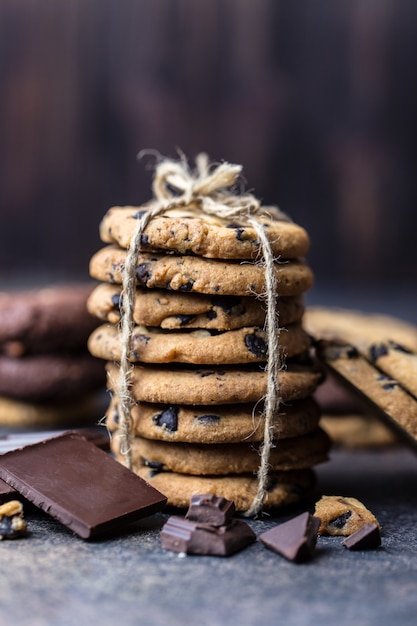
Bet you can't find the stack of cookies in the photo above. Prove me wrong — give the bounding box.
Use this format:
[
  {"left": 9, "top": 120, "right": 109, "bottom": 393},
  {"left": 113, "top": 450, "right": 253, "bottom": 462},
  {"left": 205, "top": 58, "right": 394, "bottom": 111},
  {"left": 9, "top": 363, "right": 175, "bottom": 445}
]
[
  {"left": 87, "top": 162, "right": 330, "bottom": 512},
  {"left": 0, "top": 284, "right": 106, "bottom": 429}
]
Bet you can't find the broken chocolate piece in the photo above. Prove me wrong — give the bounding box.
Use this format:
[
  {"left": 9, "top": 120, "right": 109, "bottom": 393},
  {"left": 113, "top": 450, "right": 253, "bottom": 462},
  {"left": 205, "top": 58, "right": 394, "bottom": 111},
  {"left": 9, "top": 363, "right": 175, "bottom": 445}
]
[
  {"left": 259, "top": 512, "right": 321, "bottom": 562},
  {"left": 0, "top": 500, "right": 27, "bottom": 539},
  {"left": 160, "top": 516, "right": 255, "bottom": 556},
  {"left": 0, "top": 432, "right": 167, "bottom": 538},
  {"left": 342, "top": 523, "right": 381, "bottom": 550},
  {"left": 185, "top": 494, "right": 235, "bottom": 526}
]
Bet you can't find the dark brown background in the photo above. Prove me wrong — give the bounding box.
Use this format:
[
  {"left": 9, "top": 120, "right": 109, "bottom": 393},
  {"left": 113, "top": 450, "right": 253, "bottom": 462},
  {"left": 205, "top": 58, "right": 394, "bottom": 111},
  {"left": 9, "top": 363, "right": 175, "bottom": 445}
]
[{"left": 1, "top": 0, "right": 416, "bottom": 297}]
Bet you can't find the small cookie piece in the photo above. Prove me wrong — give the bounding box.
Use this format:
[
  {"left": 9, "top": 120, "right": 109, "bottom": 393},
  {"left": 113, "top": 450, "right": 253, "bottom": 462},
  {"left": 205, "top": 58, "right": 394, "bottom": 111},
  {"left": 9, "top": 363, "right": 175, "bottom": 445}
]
[
  {"left": 317, "top": 341, "right": 417, "bottom": 448},
  {"left": 314, "top": 495, "right": 380, "bottom": 536},
  {"left": 88, "top": 323, "right": 310, "bottom": 365},
  {"left": 99, "top": 204, "right": 310, "bottom": 260},
  {"left": 368, "top": 341, "right": 417, "bottom": 399},
  {"left": 0, "top": 392, "right": 105, "bottom": 428},
  {"left": 112, "top": 428, "right": 330, "bottom": 474},
  {"left": 105, "top": 397, "right": 321, "bottom": 443},
  {"left": 87, "top": 283, "right": 304, "bottom": 330},
  {"left": 305, "top": 306, "right": 417, "bottom": 353},
  {"left": 90, "top": 245, "right": 314, "bottom": 297},
  {"left": 137, "top": 467, "right": 316, "bottom": 511},
  {"left": 0, "top": 284, "right": 99, "bottom": 356},
  {"left": 0, "top": 353, "right": 105, "bottom": 401},
  {"left": 0, "top": 500, "right": 27, "bottom": 540},
  {"left": 106, "top": 361, "right": 324, "bottom": 405}
]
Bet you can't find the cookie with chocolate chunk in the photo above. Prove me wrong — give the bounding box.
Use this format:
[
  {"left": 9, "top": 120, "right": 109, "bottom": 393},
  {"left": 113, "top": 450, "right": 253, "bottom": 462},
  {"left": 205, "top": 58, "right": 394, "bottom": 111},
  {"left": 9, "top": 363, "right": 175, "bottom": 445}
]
[
  {"left": 0, "top": 284, "right": 100, "bottom": 356},
  {"left": 317, "top": 340, "right": 417, "bottom": 449},
  {"left": 106, "top": 361, "right": 324, "bottom": 405},
  {"left": 367, "top": 341, "right": 417, "bottom": 399},
  {"left": 314, "top": 495, "right": 380, "bottom": 536},
  {"left": 0, "top": 353, "right": 105, "bottom": 401},
  {"left": 137, "top": 467, "right": 316, "bottom": 511},
  {"left": 105, "top": 396, "right": 321, "bottom": 443},
  {"left": 90, "top": 246, "right": 314, "bottom": 297},
  {"left": 87, "top": 284, "right": 304, "bottom": 330},
  {"left": 99, "top": 205, "right": 310, "bottom": 260},
  {"left": 305, "top": 306, "right": 417, "bottom": 352},
  {"left": 89, "top": 322, "right": 310, "bottom": 365},
  {"left": 111, "top": 428, "right": 330, "bottom": 475}
]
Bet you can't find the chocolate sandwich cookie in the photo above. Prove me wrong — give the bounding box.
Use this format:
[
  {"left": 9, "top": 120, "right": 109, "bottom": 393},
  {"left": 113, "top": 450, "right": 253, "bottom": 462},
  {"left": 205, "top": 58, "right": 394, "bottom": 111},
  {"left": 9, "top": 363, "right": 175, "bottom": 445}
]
[
  {"left": 112, "top": 428, "right": 330, "bottom": 474},
  {"left": 0, "top": 392, "right": 105, "bottom": 427},
  {"left": 0, "top": 284, "right": 100, "bottom": 356},
  {"left": 87, "top": 284, "right": 305, "bottom": 330},
  {"left": 317, "top": 341, "right": 417, "bottom": 448},
  {"left": 137, "top": 467, "right": 316, "bottom": 511},
  {"left": 105, "top": 397, "right": 321, "bottom": 443},
  {"left": 305, "top": 306, "right": 417, "bottom": 353},
  {"left": 99, "top": 205, "right": 310, "bottom": 260},
  {"left": 88, "top": 322, "right": 310, "bottom": 365},
  {"left": 89, "top": 246, "right": 314, "bottom": 297},
  {"left": 105, "top": 361, "right": 324, "bottom": 405},
  {"left": 0, "top": 353, "right": 105, "bottom": 401}
]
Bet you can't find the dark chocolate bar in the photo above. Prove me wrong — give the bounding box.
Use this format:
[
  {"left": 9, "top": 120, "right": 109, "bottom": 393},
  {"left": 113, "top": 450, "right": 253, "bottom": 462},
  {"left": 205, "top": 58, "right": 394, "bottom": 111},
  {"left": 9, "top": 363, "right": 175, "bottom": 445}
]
[
  {"left": 161, "top": 516, "right": 256, "bottom": 556},
  {"left": 185, "top": 494, "right": 235, "bottom": 526},
  {"left": 342, "top": 523, "right": 381, "bottom": 550},
  {"left": 259, "top": 512, "right": 321, "bottom": 562},
  {"left": 0, "top": 432, "right": 167, "bottom": 538}
]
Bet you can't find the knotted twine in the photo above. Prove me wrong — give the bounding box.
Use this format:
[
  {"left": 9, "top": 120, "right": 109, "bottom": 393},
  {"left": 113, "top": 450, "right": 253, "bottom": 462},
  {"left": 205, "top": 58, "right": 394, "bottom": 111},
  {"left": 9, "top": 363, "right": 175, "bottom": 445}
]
[{"left": 116, "top": 152, "right": 283, "bottom": 516}]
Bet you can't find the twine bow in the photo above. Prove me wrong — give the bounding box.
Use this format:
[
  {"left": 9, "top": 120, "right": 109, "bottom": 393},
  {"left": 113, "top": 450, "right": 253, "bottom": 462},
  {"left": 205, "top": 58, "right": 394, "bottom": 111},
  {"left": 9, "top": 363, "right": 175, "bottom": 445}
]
[{"left": 116, "top": 152, "right": 282, "bottom": 516}]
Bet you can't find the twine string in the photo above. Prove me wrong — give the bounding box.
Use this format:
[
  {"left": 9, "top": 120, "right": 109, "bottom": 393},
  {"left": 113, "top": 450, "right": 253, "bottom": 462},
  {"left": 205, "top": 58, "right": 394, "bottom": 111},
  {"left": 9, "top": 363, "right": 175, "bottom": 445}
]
[{"left": 116, "top": 153, "right": 282, "bottom": 514}]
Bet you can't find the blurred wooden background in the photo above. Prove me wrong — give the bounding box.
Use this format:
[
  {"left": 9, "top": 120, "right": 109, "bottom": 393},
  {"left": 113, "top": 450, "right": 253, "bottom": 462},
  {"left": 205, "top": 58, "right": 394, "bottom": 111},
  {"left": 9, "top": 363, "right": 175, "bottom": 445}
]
[{"left": 1, "top": 0, "right": 416, "bottom": 291}]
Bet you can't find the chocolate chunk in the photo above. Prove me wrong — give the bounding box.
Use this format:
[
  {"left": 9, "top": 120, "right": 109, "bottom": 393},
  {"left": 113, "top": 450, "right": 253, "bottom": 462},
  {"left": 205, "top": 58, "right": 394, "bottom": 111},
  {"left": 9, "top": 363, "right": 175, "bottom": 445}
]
[
  {"left": 153, "top": 406, "right": 178, "bottom": 432},
  {"left": 176, "top": 314, "right": 196, "bottom": 326},
  {"left": 342, "top": 523, "right": 381, "bottom": 550},
  {"left": 178, "top": 280, "right": 194, "bottom": 292},
  {"left": 185, "top": 494, "right": 235, "bottom": 526},
  {"left": 388, "top": 341, "right": 412, "bottom": 354},
  {"left": 0, "top": 433, "right": 167, "bottom": 538},
  {"left": 196, "top": 414, "right": 221, "bottom": 424},
  {"left": 377, "top": 374, "right": 398, "bottom": 390},
  {"left": 206, "top": 310, "right": 217, "bottom": 320},
  {"left": 369, "top": 343, "right": 388, "bottom": 361},
  {"left": 259, "top": 512, "right": 321, "bottom": 562},
  {"left": 160, "top": 517, "right": 255, "bottom": 556},
  {"left": 136, "top": 263, "right": 152, "bottom": 284},
  {"left": 244, "top": 332, "right": 267, "bottom": 358},
  {"left": 132, "top": 210, "right": 147, "bottom": 219},
  {"left": 211, "top": 295, "right": 242, "bottom": 313},
  {"left": 329, "top": 510, "right": 352, "bottom": 529},
  {"left": 111, "top": 293, "right": 122, "bottom": 310},
  {"left": 141, "top": 457, "right": 165, "bottom": 471},
  {"left": 140, "top": 234, "right": 149, "bottom": 246}
]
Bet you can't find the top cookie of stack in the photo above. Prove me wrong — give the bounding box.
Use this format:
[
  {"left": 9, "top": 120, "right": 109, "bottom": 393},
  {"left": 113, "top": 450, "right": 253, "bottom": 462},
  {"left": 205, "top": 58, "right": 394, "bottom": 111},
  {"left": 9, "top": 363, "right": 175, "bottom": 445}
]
[{"left": 87, "top": 155, "right": 328, "bottom": 513}]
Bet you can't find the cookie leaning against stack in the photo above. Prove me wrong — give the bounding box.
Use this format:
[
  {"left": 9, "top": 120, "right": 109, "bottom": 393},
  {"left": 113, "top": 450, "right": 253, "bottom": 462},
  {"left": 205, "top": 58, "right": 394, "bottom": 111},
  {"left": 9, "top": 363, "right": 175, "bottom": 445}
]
[
  {"left": 0, "top": 284, "right": 106, "bottom": 428},
  {"left": 305, "top": 306, "right": 417, "bottom": 449},
  {"left": 88, "top": 156, "right": 330, "bottom": 512}
]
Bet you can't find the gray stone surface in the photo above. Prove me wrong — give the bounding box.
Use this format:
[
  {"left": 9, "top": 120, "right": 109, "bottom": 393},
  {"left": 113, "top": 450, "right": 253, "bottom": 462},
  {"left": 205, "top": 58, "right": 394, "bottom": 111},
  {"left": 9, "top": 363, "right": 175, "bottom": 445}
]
[{"left": 1, "top": 446, "right": 417, "bottom": 626}]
